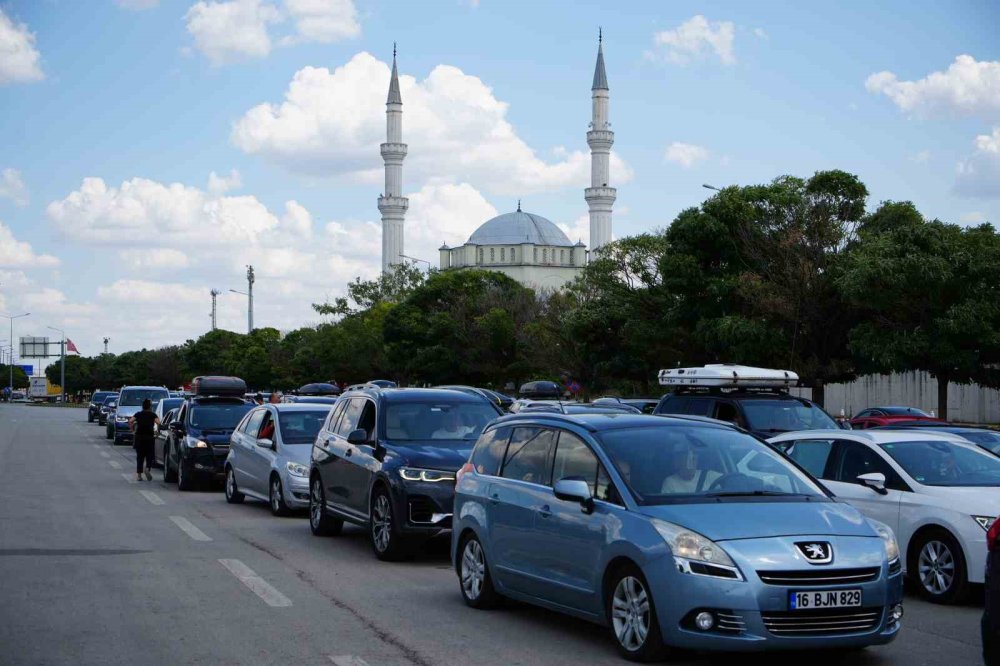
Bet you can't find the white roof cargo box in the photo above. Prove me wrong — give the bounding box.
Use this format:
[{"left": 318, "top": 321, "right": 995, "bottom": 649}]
[{"left": 658, "top": 364, "right": 799, "bottom": 388}]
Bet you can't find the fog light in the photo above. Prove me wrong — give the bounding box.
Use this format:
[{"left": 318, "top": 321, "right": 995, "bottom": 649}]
[
  {"left": 889, "top": 604, "right": 904, "bottom": 623},
  {"left": 694, "top": 611, "right": 715, "bottom": 631}
]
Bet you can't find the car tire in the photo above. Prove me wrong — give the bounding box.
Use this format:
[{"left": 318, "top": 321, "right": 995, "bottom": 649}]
[
  {"left": 269, "top": 475, "right": 290, "bottom": 517},
  {"left": 162, "top": 445, "right": 178, "bottom": 483},
  {"left": 105, "top": 426, "right": 112, "bottom": 440},
  {"left": 606, "top": 563, "right": 669, "bottom": 662},
  {"left": 177, "top": 459, "right": 194, "bottom": 492},
  {"left": 369, "top": 485, "right": 408, "bottom": 561},
  {"left": 458, "top": 532, "right": 501, "bottom": 609},
  {"left": 88, "top": 413, "right": 94, "bottom": 423},
  {"left": 309, "top": 476, "right": 342, "bottom": 536},
  {"left": 910, "top": 528, "right": 969, "bottom": 604},
  {"left": 225, "top": 466, "right": 244, "bottom": 504}
]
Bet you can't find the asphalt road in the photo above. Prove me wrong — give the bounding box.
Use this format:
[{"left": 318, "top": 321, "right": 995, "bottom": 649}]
[{"left": 0, "top": 403, "right": 987, "bottom": 665}]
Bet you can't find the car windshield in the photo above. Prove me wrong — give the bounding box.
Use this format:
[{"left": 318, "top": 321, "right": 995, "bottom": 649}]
[
  {"left": 741, "top": 399, "right": 838, "bottom": 432},
  {"left": 189, "top": 403, "right": 254, "bottom": 430},
  {"left": 103, "top": 396, "right": 118, "bottom": 405},
  {"left": 598, "top": 425, "right": 826, "bottom": 504},
  {"left": 92, "top": 392, "right": 113, "bottom": 403},
  {"left": 119, "top": 389, "right": 169, "bottom": 407},
  {"left": 279, "top": 410, "right": 329, "bottom": 444},
  {"left": 385, "top": 401, "right": 499, "bottom": 442},
  {"left": 881, "top": 406, "right": 931, "bottom": 416},
  {"left": 954, "top": 431, "right": 1000, "bottom": 455},
  {"left": 159, "top": 398, "right": 183, "bottom": 413},
  {"left": 879, "top": 440, "right": 1000, "bottom": 486}
]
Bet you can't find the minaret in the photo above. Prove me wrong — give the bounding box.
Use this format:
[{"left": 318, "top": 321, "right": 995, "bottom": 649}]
[
  {"left": 379, "top": 44, "right": 408, "bottom": 272},
  {"left": 585, "top": 30, "right": 615, "bottom": 253}
]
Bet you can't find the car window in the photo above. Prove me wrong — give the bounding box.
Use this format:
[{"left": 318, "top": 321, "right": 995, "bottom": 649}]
[
  {"left": 713, "top": 401, "right": 744, "bottom": 427},
  {"left": 278, "top": 410, "right": 329, "bottom": 444},
  {"left": 325, "top": 400, "right": 348, "bottom": 432},
  {"left": 856, "top": 409, "right": 871, "bottom": 418},
  {"left": 834, "top": 441, "right": 899, "bottom": 486},
  {"left": 879, "top": 439, "right": 1000, "bottom": 487},
  {"left": 243, "top": 410, "right": 266, "bottom": 438},
  {"left": 470, "top": 426, "right": 512, "bottom": 476},
  {"left": 336, "top": 399, "right": 365, "bottom": 437},
  {"left": 501, "top": 427, "right": 557, "bottom": 486},
  {"left": 551, "top": 431, "right": 600, "bottom": 495},
  {"left": 119, "top": 388, "right": 170, "bottom": 407},
  {"left": 741, "top": 399, "right": 839, "bottom": 432},
  {"left": 357, "top": 400, "right": 376, "bottom": 439},
  {"left": 957, "top": 431, "right": 1000, "bottom": 455},
  {"left": 189, "top": 403, "right": 254, "bottom": 430},
  {"left": 782, "top": 439, "right": 835, "bottom": 479},
  {"left": 595, "top": 465, "right": 621, "bottom": 505}
]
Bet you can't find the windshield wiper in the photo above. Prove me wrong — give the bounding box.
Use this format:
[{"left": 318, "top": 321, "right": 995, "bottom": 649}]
[{"left": 704, "top": 490, "right": 803, "bottom": 498}]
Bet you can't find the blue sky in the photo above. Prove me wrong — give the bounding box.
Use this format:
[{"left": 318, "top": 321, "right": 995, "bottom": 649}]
[{"left": 1, "top": 0, "right": 998, "bottom": 369}]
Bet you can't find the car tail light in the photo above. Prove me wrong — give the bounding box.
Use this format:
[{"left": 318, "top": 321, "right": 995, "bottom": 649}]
[
  {"left": 988, "top": 518, "right": 1000, "bottom": 551},
  {"left": 456, "top": 462, "right": 474, "bottom": 485}
]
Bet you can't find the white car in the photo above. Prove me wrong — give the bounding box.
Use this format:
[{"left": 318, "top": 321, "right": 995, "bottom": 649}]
[{"left": 768, "top": 429, "right": 1000, "bottom": 604}]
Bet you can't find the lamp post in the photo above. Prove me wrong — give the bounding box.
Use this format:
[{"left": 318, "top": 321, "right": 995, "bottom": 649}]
[
  {"left": 47, "top": 326, "right": 66, "bottom": 404},
  {"left": 399, "top": 254, "right": 431, "bottom": 271},
  {"left": 702, "top": 183, "right": 721, "bottom": 191},
  {"left": 230, "top": 265, "right": 255, "bottom": 334},
  {"left": 1, "top": 312, "right": 29, "bottom": 393}
]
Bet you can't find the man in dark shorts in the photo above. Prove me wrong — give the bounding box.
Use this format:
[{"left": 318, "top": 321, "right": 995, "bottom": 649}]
[{"left": 130, "top": 399, "right": 159, "bottom": 481}]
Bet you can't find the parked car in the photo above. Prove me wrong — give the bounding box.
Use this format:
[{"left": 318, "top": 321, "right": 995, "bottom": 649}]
[
  {"left": 309, "top": 387, "right": 502, "bottom": 560},
  {"left": 284, "top": 395, "right": 339, "bottom": 405},
  {"left": 98, "top": 395, "right": 117, "bottom": 427},
  {"left": 453, "top": 412, "right": 903, "bottom": 660},
  {"left": 225, "top": 403, "right": 333, "bottom": 515},
  {"left": 88, "top": 391, "right": 117, "bottom": 423},
  {"left": 593, "top": 397, "right": 660, "bottom": 414},
  {"left": 155, "top": 397, "right": 183, "bottom": 428},
  {"left": 769, "top": 429, "right": 1000, "bottom": 603},
  {"left": 435, "top": 385, "right": 512, "bottom": 410},
  {"left": 517, "top": 401, "right": 641, "bottom": 415},
  {"left": 984, "top": 519, "right": 1000, "bottom": 664},
  {"left": 877, "top": 422, "right": 1000, "bottom": 456},
  {"left": 297, "top": 382, "right": 341, "bottom": 396},
  {"left": 518, "top": 380, "right": 563, "bottom": 399},
  {"left": 850, "top": 406, "right": 942, "bottom": 429},
  {"left": 110, "top": 386, "right": 171, "bottom": 446},
  {"left": 155, "top": 408, "right": 177, "bottom": 462}
]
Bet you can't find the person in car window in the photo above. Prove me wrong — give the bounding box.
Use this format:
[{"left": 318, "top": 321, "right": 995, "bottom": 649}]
[
  {"left": 661, "top": 443, "right": 721, "bottom": 494},
  {"left": 129, "top": 399, "right": 159, "bottom": 481},
  {"left": 431, "top": 410, "right": 472, "bottom": 439}
]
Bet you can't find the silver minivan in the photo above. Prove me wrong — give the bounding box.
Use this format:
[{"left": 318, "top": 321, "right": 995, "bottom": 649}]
[{"left": 225, "top": 403, "right": 333, "bottom": 516}]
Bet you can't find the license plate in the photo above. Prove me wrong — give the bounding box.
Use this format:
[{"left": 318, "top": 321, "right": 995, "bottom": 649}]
[{"left": 789, "top": 589, "right": 862, "bottom": 610}]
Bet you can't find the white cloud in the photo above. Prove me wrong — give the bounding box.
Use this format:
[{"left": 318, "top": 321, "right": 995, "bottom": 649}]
[
  {"left": 865, "top": 55, "right": 1000, "bottom": 121},
  {"left": 282, "top": 0, "right": 359, "bottom": 44},
  {"left": 232, "top": 52, "right": 632, "bottom": 195},
  {"left": 752, "top": 27, "right": 768, "bottom": 40},
  {"left": 0, "top": 168, "right": 28, "bottom": 206},
  {"left": 0, "top": 8, "right": 44, "bottom": 84},
  {"left": 407, "top": 181, "right": 498, "bottom": 261},
  {"left": 0, "top": 222, "right": 59, "bottom": 268},
  {"left": 184, "top": 0, "right": 282, "bottom": 66},
  {"left": 960, "top": 211, "right": 986, "bottom": 223},
  {"left": 119, "top": 248, "right": 191, "bottom": 271},
  {"left": 280, "top": 200, "right": 313, "bottom": 238},
  {"left": 911, "top": 150, "right": 931, "bottom": 164},
  {"left": 557, "top": 214, "right": 590, "bottom": 248},
  {"left": 651, "top": 15, "right": 736, "bottom": 66},
  {"left": 116, "top": 0, "right": 160, "bottom": 9},
  {"left": 207, "top": 168, "right": 243, "bottom": 195},
  {"left": 955, "top": 127, "right": 1000, "bottom": 198},
  {"left": 665, "top": 142, "right": 710, "bottom": 168}
]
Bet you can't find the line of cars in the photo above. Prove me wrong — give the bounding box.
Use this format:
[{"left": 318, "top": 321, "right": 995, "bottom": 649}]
[{"left": 83, "top": 366, "right": 1000, "bottom": 660}]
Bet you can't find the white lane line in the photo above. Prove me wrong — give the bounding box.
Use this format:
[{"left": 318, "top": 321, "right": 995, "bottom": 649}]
[
  {"left": 108, "top": 460, "right": 122, "bottom": 469},
  {"left": 218, "top": 559, "right": 292, "bottom": 608},
  {"left": 139, "top": 490, "right": 164, "bottom": 506},
  {"left": 330, "top": 657, "right": 371, "bottom": 666},
  {"left": 91, "top": 444, "right": 100, "bottom": 450},
  {"left": 169, "top": 516, "right": 212, "bottom": 542},
  {"left": 99, "top": 451, "right": 110, "bottom": 458},
  {"left": 122, "top": 473, "right": 137, "bottom": 484}
]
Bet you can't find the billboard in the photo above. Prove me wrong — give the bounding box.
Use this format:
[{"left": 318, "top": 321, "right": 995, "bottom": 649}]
[
  {"left": 19, "top": 337, "right": 49, "bottom": 358},
  {"left": 17, "top": 364, "right": 33, "bottom": 376}
]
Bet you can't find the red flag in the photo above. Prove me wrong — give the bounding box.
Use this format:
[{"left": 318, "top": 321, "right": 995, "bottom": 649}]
[{"left": 66, "top": 339, "right": 79, "bottom": 354}]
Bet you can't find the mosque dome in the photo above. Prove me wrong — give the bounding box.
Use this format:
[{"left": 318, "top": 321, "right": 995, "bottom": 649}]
[{"left": 466, "top": 210, "right": 573, "bottom": 247}]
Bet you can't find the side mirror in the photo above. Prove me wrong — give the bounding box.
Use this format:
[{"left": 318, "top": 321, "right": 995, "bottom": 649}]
[
  {"left": 553, "top": 477, "right": 595, "bottom": 514},
  {"left": 857, "top": 472, "right": 888, "bottom": 495},
  {"left": 257, "top": 438, "right": 274, "bottom": 450},
  {"left": 347, "top": 428, "right": 369, "bottom": 445}
]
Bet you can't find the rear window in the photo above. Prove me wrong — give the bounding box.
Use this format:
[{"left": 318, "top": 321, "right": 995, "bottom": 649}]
[
  {"left": 119, "top": 388, "right": 170, "bottom": 407},
  {"left": 278, "top": 410, "right": 330, "bottom": 444}
]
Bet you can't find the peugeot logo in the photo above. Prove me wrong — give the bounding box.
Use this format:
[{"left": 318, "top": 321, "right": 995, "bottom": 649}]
[{"left": 796, "top": 541, "right": 833, "bottom": 565}]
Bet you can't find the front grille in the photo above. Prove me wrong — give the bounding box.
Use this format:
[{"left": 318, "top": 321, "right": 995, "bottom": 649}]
[
  {"left": 757, "top": 567, "right": 880, "bottom": 586},
  {"left": 715, "top": 612, "right": 746, "bottom": 634},
  {"left": 408, "top": 497, "right": 434, "bottom": 524},
  {"left": 762, "top": 608, "right": 881, "bottom": 636}
]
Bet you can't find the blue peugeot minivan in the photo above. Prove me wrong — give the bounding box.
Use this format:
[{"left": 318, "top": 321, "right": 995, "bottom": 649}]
[{"left": 452, "top": 413, "right": 903, "bottom": 661}]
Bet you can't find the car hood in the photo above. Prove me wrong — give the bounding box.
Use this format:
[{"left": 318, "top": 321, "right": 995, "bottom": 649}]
[
  {"left": 637, "top": 499, "right": 874, "bottom": 542},
  {"left": 385, "top": 440, "right": 474, "bottom": 472},
  {"left": 116, "top": 406, "right": 141, "bottom": 417}
]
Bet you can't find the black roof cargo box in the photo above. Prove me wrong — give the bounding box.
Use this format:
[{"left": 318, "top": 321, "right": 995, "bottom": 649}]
[{"left": 191, "top": 376, "right": 247, "bottom": 397}]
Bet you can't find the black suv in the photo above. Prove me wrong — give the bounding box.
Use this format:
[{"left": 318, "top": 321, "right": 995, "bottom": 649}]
[
  {"left": 88, "top": 391, "right": 117, "bottom": 423},
  {"left": 161, "top": 395, "right": 253, "bottom": 491},
  {"left": 653, "top": 388, "right": 841, "bottom": 439},
  {"left": 309, "top": 387, "right": 502, "bottom": 560}
]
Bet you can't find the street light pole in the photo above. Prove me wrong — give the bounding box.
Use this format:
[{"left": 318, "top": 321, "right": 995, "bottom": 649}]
[
  {"left": 399, "top": 254, "right": 431, "bottom": 271},
  {"left": 702, "top": 183, "right": 721, "bottom": 191},
  {"left": 246, "top": 265, "right": 255, "bottom": 333},
  {"left": 1, "top": 312, "right": 30, "bottom": 394},
  {"left": 47, "top": 326, "right": 65, "bottom": 404}
]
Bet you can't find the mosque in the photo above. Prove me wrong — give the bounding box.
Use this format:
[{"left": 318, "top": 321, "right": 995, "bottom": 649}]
[{"left": 377, "top": 37, "right": 617, "bottom": 290}]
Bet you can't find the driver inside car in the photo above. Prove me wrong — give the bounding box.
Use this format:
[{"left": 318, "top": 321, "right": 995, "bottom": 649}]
[{"left": 661, "top": 442, "right": 721, "bottom": 494}]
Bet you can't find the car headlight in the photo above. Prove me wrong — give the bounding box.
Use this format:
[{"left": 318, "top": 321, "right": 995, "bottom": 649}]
[
  {"left": 652, "top": 519, "right": 740, "bottom": 577},
  {"left": 398, "top": 467, "right": 456, "bottom": 483},
  {"left": 974, "top": 516, "right": 996, "bottom": 531},
  {"left": 286, "top": 462, "right": 309, "bottom": 478},
  {"left": 869, "top": 519, "right": 900, "bottom": 563},
  {"left": 184, "top": 436, "right": 208, "bottom": 449},
  {"left": 115, "top": 416, "right": 129, "bottom": 423}
]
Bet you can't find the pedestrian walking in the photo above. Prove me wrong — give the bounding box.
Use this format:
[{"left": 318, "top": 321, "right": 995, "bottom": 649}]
[{"left": 129, "top": 398, "right": 159, "bottom": 481}]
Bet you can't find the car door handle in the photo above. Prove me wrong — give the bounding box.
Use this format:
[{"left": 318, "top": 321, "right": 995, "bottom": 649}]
[
  {"left": 489, "top": 493, "right": 500, "bottom": 505},
  {"left": 538, "top": 505, "right": 552, "bottom": 518},
  {"left": 346, "top": 448, "right": 353, "bottom": 457}
]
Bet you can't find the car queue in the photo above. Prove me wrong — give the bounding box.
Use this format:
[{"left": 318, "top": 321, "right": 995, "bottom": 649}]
[{"left": 81, "top": 365, "right": 1000, "bottom": 662}]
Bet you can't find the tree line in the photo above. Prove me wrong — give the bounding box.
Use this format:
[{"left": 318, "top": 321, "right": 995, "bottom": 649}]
[{"left": 45, "top": 170, "right": 1000, "bottom": 420}]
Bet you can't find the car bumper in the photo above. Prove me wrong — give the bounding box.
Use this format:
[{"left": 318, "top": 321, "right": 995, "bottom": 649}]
[
  {"left": 113, "top": 423, "right": 133, "bottom": 442},
  {"left": 642, "top": 557, "right": 903, "bottom": 651},
  {"left": 180, "top": 448, "right": 228, "bottom": 479},
  {"left": 284, "top": 473, "right": 311, "bottom": 508},
  {"left": 389, "top": 476, "right": 455, "bottom": 535}
]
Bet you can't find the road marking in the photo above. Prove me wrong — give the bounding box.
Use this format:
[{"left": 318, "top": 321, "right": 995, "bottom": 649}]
[
  {"left": 139, "top": 490, "right": 164, "bottom": 506},
  {"left": 121, "top": 473, "right": 137, "bottom": 484},
  {"left": 169, "top": 516, "right": 212, "bottom": 542},
  {"left": 108, "top": 460, "right": 122, "bottom": 469},
  {"left": 99, "top": 451, "right": 110, "bottom": 458},
  {"left": 218, "top": 559, "right": 292, "bottom": 607},
  {"left": 330, "top": 657, "right": 371, "bottom": 666},
  {"left": 91, "top": 444, "right": 100, "bottom": 450}
]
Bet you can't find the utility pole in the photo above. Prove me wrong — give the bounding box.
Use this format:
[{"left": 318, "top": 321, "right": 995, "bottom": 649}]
[
  {"left": 47, "top": 326, "right": 66, "bottom": 404},
  {"left": 210, "top": 289, "right": 220, "bottom": 331},
  {"left": 246, "top": 265, "right": 255, "bottom": 333},
  {"left": 103, "top": 337, "right": 110, "bottom": 354},
  {"left": 2, "top": 312, "right": 30, "bottom": 393}
]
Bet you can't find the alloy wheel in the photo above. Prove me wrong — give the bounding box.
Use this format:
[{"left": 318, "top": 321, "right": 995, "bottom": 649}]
[
  {"left": 918, "top": 539, "right": 956, "bottom": 595},
  {"left": 271, "top": 479, "right": 281, "bottom": 513},
  {"left": 226, "top": 469, "right": 235, "bottom": 498},
  {"left": 461, "top": 539, "right": 485, "bottom": 601},
  {"left": 310, "top": 479, "right": 323, "bottom": 529},
  {"left": 611, "top": 575, "right": 651, "bottom": 652},
  {"left": 372, "top": 494, "right": 392, "bottom": 553}
]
